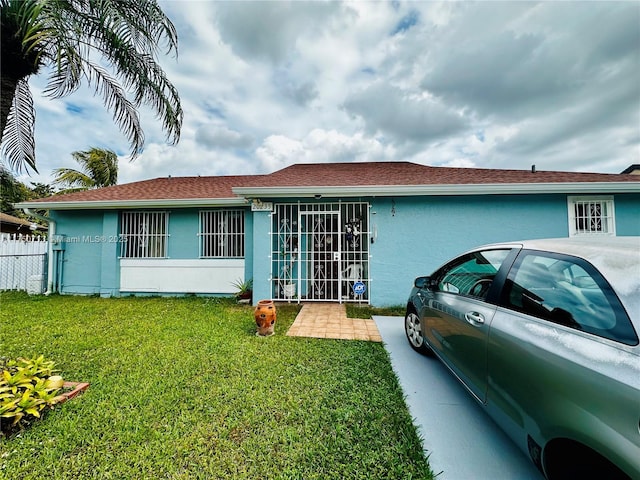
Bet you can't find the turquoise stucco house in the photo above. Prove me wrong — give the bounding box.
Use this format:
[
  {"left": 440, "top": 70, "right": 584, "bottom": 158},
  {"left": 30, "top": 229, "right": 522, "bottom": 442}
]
[{"left": 17, "top": 162, "right": 640, "bottom": 306}]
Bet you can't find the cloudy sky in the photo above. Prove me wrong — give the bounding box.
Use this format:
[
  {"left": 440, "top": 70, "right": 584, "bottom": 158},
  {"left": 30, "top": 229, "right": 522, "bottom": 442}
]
[{"left": 18, "top": 1, "right": 640, "bottom": 186}]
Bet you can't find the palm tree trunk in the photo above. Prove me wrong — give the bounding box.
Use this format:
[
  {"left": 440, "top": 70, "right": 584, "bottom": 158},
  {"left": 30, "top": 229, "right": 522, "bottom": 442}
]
[{"left": 0, "top": 74, "right": 19, "bottom": 141}]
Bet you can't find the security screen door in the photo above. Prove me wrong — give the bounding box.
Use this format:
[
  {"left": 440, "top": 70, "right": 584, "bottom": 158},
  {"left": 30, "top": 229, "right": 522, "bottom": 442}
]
[
  {"left": 300, "top": 210, "right": 340, "bottom": 301},
  {"left": 271, "top": 202, "right": 370, "bottom": 303}
]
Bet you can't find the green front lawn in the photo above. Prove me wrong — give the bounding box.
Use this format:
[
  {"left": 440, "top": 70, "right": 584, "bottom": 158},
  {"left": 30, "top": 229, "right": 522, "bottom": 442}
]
[
  {"left": 346, "top": 304, "right": 406, "bottom": 319},
  {"left": 0, "top": 292, "right": 432, "bottom": 479}
]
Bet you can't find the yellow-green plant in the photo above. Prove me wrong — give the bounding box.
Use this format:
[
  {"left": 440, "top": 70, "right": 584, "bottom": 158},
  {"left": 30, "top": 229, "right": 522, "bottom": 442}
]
[
  {"left": 0, "top": 356, "right": 66, "bottom": 434},
  {"left": 231, "top": 278, "right": 253, "bottom": 297}
]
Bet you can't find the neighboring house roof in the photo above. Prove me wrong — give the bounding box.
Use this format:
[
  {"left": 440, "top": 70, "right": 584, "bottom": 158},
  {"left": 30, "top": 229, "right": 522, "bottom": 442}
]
[
  {"left": 15, "top": 162, "right": 640, "bottom": 210},
  {"left": 0, "top": 212, "right": 46, "bottom": 232}
]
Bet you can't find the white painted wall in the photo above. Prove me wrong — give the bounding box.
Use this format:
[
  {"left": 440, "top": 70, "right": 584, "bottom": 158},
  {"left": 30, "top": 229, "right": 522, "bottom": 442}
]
[{"left": 120, "top": 259, "right": 245, "bottom": 293}]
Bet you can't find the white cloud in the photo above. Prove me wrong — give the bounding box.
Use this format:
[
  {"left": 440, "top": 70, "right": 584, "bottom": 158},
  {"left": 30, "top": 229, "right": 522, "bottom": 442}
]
[
  {"left": 344, "top": 81, "right": 468, "bottom": 143},
  {"left": 7, "top": 0, "right": 638, "bottom": 187},
  {"left": 213, "top": 1, "right": 340, "bottom": 64},
  {"left": 256, "top": 129, "right": 396, "bottom": 172},
  {"left": 256, "top": 135, "right": 306, "bottom": 172},
  {"left": 440, "top": 158, "right": 477, "bottom": 169},
  {"left": 195, "top": 125, "right": 253, "bottom": 150}
]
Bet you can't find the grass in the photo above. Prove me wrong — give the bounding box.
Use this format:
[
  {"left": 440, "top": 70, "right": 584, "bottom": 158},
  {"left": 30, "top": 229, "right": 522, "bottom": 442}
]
[
  {"left": 346, "top": 304, "right": 406, "bottom": 319},
  {"left": 0, "top": 292, "right": 432, "bottom": 479}
]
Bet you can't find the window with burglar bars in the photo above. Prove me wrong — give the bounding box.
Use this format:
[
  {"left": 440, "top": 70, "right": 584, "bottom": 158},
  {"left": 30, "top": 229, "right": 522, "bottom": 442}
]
[
  {"left": 199, "top": 210, "right": 245, "bottom": 258},
  {"left": 568, "top": 196, "right": 615, "bottom": 236},
  {"left": 120, "top": 211, "right": 168, "bottom": 258}
]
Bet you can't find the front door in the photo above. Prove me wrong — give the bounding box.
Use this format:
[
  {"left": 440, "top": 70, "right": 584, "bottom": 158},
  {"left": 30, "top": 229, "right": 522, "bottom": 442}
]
[
  {"left": 270, "top": 202, "right": 370, "bottom": 303},
  {"left": 300, "top": 211, "right": 340, "bottom": 301}
]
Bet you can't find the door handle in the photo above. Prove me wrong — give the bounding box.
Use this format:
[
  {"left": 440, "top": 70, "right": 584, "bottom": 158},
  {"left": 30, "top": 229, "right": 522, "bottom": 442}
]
[{"left": 465, "top": 311, "right": 485, "bottom": 326}]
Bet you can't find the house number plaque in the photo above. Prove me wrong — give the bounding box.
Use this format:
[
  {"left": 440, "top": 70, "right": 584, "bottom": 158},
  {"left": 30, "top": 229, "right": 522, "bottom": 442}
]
[{"left": 251, "top": 200, "right": 273, "bottom": 211}]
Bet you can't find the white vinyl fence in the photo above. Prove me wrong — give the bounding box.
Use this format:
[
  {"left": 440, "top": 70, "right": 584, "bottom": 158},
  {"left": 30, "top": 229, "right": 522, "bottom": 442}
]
[{"left": 0, "top": 233, "right": 47, "bottom": 292}]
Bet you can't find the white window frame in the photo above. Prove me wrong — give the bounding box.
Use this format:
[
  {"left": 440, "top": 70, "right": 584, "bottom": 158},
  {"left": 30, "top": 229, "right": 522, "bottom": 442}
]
[
  {"left": 567, "top": 196, "right": 616, "bottom": 237},
  {"left": 120, "top": 211, "right": 169, "bottom": 258},
  {"left": 199, "top": 210, "right": 245, "bottom": 258}
]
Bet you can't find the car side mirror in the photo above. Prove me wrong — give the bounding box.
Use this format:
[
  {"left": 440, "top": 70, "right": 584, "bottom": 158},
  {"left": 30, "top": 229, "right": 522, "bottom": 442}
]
[{"left": 414, "top": 276, "right": 431, "bottom": 289}]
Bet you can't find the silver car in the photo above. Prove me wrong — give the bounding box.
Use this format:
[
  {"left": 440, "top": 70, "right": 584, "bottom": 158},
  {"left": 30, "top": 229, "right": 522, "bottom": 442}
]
[{"left": 404, "top": 237, "right": 640, "bottom": 480}]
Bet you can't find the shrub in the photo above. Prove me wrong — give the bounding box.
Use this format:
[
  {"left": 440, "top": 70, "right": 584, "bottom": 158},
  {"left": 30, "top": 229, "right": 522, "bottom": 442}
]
[{"left": 0, "top": 355, "right": 65, "bottom": 436}]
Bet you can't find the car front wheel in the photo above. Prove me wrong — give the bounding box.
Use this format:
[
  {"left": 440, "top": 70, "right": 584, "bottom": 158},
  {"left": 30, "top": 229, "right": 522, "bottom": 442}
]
[{"left": 405, "top": 310, "right": 433, "bottom": 355}]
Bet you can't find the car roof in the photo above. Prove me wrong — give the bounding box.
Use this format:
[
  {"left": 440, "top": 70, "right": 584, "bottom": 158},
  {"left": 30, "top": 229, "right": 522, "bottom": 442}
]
[{"left": 483, "top": 237, "right": 640, "bottom": 323}]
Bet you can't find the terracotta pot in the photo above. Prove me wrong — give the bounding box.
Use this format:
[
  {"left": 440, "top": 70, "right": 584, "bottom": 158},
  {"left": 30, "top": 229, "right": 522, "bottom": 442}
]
[{"left": 254, "top": 299, "right": 277, "bottom": 336}]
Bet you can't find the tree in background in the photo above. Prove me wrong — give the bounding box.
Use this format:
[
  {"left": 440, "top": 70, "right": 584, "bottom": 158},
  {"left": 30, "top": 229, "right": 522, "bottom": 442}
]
[
  {"left": 0, "top": 0, "right": 183, "bottom": 173},
  {"left": 0, "top": 166, "right": 29, "bottom": 215},
  {"left": 52, "top": 147, "right": 118, "bottom": 193},
  {"left": 29, "top": 182, "right": 55, "bottom": 199},
  {"left": 0, "top": 165, "right": 55, "bottom": 218}
]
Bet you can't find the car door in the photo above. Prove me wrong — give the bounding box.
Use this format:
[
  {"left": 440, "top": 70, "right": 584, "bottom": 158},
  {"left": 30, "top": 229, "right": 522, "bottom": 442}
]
[
  {"left": 486, "top": 249, "right": 640, "bottom": 475},
  {"left": 420, "top": 248, "right": 514, "bottom": 403}
]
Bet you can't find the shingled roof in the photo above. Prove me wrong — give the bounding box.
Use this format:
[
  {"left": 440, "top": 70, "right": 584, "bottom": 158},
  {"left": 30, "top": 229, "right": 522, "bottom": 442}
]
[
  {"left": 18, "top": 162, "right": 640, "bottom": 209},
  {"left": 263, "top": 162, "right": 639, "bottom": 186},
  {"left": 26, "top": 174, "right": 266, "bottom": 203}
]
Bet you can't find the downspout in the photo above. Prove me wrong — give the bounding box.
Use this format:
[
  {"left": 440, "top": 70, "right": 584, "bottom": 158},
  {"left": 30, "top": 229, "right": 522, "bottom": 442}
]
[{"left": 23, "top": 208, "right": 56, "bottom": 295}]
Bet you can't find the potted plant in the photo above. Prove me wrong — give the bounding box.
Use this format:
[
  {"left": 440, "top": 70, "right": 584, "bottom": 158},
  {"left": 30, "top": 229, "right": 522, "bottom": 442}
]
[
  {"left": 232, "top": 278, "right": 253, "bottom": 304},
  {"left": 283, "top": 282, "right": 296, "bottom": 299}
]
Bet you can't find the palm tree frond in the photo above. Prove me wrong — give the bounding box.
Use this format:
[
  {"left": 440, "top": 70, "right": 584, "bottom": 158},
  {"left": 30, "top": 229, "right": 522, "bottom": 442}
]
[
  {"left": 1, "top": 0, "right": 182, "bottom": 172},
  {"left": 92, "top": 0, "right": 179, "bottom": 57},
  {"left": 72, "top": 147, "right": 117, "bottom": 187},
  {"left": 84, "top": 63, "right": 144, "bottom": 157},
  {"left": 52, "top": 147, "right": 118, "bottom": 189},
  {"left": 46, "top": 0, "right": 181, "bottom": 153},
  {"left": 77, "top": 1, "right": 183, "bottom": 145},
  {"left": 51, "top": 167, "right": 95, "bottom": 189},
  {"left": 0, "top": 0, "right": 49, "bottom": 68},
  {"left": 42, "top": 51, "right": 84, "bottom": 98},
  {"left": 0, "top": 79, "right": 37, "bottom": 172},
  {"left": 129, "top": 55, "right": 182, "bottom": 144}
]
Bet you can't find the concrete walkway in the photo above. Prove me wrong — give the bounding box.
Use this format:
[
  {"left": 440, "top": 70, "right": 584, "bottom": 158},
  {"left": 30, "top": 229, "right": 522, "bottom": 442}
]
[{"left": 286, "top": 303, "right": 382, "bottom": 342}]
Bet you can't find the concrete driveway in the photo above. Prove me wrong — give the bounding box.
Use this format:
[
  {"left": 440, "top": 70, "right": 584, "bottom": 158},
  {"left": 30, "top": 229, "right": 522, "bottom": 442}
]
[{"left": 373, "top": 315, "right": 544, "bottom": 480}]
